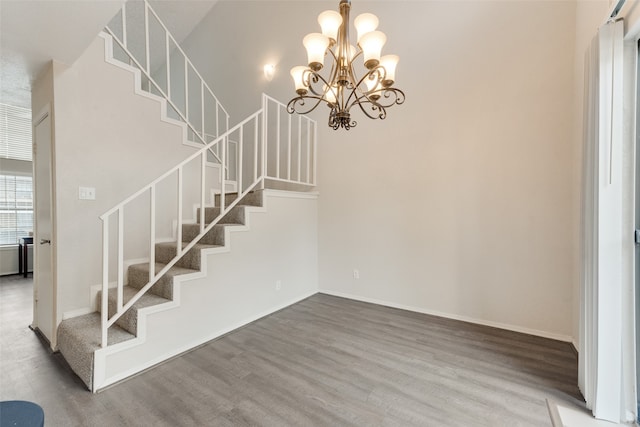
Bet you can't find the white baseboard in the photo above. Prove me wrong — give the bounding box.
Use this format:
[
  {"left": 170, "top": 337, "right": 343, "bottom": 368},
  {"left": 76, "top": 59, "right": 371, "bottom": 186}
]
[{"left": 319, "top": 289, "right": 574, "bottom": 343}]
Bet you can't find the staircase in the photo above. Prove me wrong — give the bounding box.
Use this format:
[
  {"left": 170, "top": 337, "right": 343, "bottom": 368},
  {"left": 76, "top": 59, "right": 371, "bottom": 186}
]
[
  {"left": 58, "top": 192, "right": 263, "bottom": 390},
  {"left": 56, "top": 0, "right": 317, "bottom": 392}
]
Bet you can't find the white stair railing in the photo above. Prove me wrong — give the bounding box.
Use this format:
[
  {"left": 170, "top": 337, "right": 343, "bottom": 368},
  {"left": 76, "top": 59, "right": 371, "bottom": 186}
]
[
  {"left": 262, "top": 95, "right": 318, "bottom": 187},
  {"left": 100, "top": 94, "right": 316, "bottom": 348},
  {"left": 104, "top": 0, "right": 229, "bottom": 163}
]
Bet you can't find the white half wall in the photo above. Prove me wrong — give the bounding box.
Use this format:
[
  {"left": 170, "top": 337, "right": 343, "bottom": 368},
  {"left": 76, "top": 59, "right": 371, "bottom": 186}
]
[
  {"left": 95, "top": 190, "right": 318, "bottom": 390},
  {"left": 0, "top": 246, "right": 32, "bottom": 276}
]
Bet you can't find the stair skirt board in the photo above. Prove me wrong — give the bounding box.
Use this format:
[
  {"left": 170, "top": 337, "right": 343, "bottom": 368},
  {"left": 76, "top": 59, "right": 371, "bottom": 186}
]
[
  {"left": 57, "top": 191, "right": 268, "bottom": 391},
  {"left": 93, "top": 290, "right": 317, "bottom": 392}
]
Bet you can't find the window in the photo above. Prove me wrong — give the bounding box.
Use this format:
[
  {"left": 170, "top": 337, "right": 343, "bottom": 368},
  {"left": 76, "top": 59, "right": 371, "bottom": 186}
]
[
  {"left": 0, "top": 103, "right": 32, "bottom": 161},
  {"left": 0, "top": 175, "right": 33, "bottom": 245},
  {"left": 0, "top": 103, "right": 34, "bottom": 245}
]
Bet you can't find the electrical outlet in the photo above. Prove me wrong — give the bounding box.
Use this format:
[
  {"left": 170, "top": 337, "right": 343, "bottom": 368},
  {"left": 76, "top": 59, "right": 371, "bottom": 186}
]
[
  {"left": 276, "top": 280, "right": 282, "bottom": 291},
  {"left": 353, "top": 269, "right": 360, "bottom": 279}
]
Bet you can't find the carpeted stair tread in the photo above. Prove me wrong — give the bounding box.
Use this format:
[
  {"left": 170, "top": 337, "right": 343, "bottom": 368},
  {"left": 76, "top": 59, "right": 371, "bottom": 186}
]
[
  {"left": 214, "top": 190, "right": 263, "bottom": 208},
  {"left": 129, "top": 262, "right": 199, "bottom": 277},
  {"left": 154, "top": 241, "right": 223, "bottom": 251},
  {"left": 57, "top": 312, "right": 135, "bottom": 390},
  {"left": 196, "top": 206, "right": 246, "bottom": 225},
  {"left": 181, "top": 223, "right": 244, "bottom": 245},
  {"left": 108, "top": 285, "right": 170, "bottom": 309},
  {"left": 155, "top": 240, "right": 223, "bottom": 269},
  {"left": 181, "top": 224, "right": 216, "bottom": 239},
  {"left": 127, "top": 262, "right": 199, "bottom": 299},
  {"left": 59, "top": 312, "right": 135, "bottom": 347}
]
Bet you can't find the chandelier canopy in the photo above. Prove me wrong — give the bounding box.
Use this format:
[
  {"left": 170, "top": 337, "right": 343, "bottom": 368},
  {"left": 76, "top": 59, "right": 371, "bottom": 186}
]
[{"left": 286, "top": 0, "right": 405, "bottom": 130}]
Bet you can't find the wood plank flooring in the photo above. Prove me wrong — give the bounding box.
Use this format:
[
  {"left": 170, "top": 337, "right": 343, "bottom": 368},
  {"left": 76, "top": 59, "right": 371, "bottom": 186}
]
[{"left": 1, "top": 275, "right": 584, "bottom": 426}]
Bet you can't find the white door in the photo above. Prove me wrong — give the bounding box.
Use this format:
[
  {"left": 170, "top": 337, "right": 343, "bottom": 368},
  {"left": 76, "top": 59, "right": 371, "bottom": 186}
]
[
  {"left": 33, "top": 109, "right": 55, "bottom": 348},
  {"left": 635, "top": 39, "right": 640, "bottom": 422}
]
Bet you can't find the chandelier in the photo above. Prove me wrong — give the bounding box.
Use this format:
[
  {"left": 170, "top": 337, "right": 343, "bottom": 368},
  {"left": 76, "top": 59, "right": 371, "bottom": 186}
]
[{"left": 286, "top": 0, "right": 405, "bottom": 130}]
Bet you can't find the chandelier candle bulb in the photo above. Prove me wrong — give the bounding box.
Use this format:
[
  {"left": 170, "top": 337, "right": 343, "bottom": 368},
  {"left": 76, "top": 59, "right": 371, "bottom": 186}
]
[
  {"left": 379, "top": 55, "right": 399, "bottom": 86},
  {"left": 303, "top": 33, "right": 330, "bottom": 71},
  {"left": 360, "top": 31, "right": 386, "bottom": 69},
  {"left": 354, "top": 13, "right": 379, "bottom": 45},
  {"left": 287, "top": 0, "right": 405, "bottom": 130},
  {"left": 318, "top": 10, "right": 343, "bottom": 42},
  {"left": 290, "top": 66, "right": 309, "bottom": 95},
  {"left": 324, "top": 85, "right": 337, "bottom": 104}
]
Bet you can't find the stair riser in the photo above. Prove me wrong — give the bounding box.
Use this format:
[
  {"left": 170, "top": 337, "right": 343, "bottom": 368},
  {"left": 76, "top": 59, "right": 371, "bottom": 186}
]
[
  {"left": 155, "top": 245, "right": 205, "bottom": 270},
  {"left": 239, "top": 191, "right": 263, "bottom": 207},
  {"left": 196, "top": 206, "right": 245, "bottom": 225},
  {"left": 214, "top": 190, "right": 263, "bottom": 208},
  {"left": 96, "top": 290, "right": 138, "bottom": 335},
  {"left": 214, "top": 193, "right": 239, "bottom": 206},
  {"left": 180, "top": 224, "right": 226, "bottom": 246},
  {"left": 127, "top": 266, "right": 174, "bottom": 300}
]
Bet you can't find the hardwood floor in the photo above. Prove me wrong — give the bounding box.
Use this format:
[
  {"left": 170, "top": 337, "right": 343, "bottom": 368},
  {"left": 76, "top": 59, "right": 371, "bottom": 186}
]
[{"left": 1, "top": 275, "right": 583, "bottom": 426}]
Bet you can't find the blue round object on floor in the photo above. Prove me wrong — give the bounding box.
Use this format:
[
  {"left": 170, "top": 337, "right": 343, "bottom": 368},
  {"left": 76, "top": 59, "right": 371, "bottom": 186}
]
[{"left": 0, "top": 401, "right": 44, "bottom": 427}]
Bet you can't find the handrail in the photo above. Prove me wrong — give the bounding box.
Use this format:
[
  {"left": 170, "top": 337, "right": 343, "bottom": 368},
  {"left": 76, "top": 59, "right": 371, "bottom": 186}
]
[
  {"left": 104, "top": 0, "right": 229, "bottom": 164},
  {"left": 100, "top": 94, "right": 316, "bottom": 348}
]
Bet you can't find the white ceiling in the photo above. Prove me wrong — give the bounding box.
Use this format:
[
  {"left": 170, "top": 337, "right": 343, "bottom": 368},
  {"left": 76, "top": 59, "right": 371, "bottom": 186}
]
[{"left": 0, "top": 0, "right": 218, "bottom": 110}]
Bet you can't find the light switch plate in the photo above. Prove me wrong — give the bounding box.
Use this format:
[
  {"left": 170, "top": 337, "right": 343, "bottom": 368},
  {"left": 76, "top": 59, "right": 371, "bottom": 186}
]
[{"left": 79, "top": 186, "right": 96, "bottom": 200}]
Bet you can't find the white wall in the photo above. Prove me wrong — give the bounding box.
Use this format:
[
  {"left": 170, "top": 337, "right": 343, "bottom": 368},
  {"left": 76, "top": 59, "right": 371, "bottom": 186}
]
[
  {"left": 184, "top": 1, "right": 579, "bottom": 340},
  {"left": 181, "top": 1, "right": 311, "bottom": 121},
  {"left": 32, "top": 36, "right": 202, "bottom": 322},
  {"left": 0, "top": 246, "right": 33, "bottom": 276}
]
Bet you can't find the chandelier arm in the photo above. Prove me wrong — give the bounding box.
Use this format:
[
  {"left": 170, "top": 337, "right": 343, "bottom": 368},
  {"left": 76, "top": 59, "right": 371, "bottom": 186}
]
[
  {"left": 375, "top": 87, "right": 406, "bottom": 108},
  {"left": 302, "top": 70, "right": 322, "bottom": 97},
  {"left": 342, "top": 50, "right": 363, "bottom": 93},
  {"left": 326, "top": 46, "right": 339, "bottom": 65},
  {"left": 287, "top": 95, "right": 330, "bottom": 115},
  {"left": 350, "top": 96, "right": 387, "bottom": 120},
  {"left": 304, "top": 69, "right": 335, "bottom": 98},
  {"left": 345, "top": 66, "right": 386, "bottom": 107},
  {"left": 325, "top": 50, "right": 340, "bottom": 95},
  {"left": 311, "top": 67, "right": 341, "bottom": 108}
]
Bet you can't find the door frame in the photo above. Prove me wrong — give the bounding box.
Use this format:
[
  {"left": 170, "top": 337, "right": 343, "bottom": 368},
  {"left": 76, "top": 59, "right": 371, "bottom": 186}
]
[{"left": 31, "top": 104, "right": 57, "bottom": 349}]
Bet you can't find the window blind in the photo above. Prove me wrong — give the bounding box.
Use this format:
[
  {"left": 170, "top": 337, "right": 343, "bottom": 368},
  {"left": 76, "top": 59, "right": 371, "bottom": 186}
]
[
  {"left": 0, "top": 103, "right": 32, "bottom": 162},
  {"left": 0, "top": 175, "right": 33, "bottom": 245}
]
